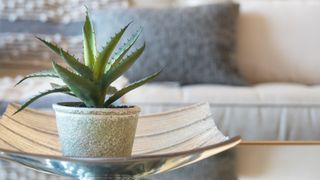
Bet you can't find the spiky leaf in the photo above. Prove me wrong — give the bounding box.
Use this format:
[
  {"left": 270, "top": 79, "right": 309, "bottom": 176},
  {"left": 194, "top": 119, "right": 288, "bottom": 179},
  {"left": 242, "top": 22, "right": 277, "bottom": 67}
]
[
  {"left": 59, "top": 49, "right": 93, "bottom": 80},
  {"left": 50, "top": 83, "right": 77, "bottom": 97},
  {"left": 13, "top": 87, "right": 69, "bottom": 115},
  {"left": 37, "top": 37, "right": 93, "bottom": 80},
  {"left": 15, "top": 69, "right": 58, "bottom": 86},
  {"left": 104, "top": 70, "right": 161, "bottom": 107},
  {"left": 83, "top": 11, "right": 97, "bottom": 69},
  {"left": 105, "top": 28, "right": 142, "bottom": 73},
  {"left": 37, "top": 37, "right": 60, "bottom": 54},
  {"left": 52, "top": 62, "right": 101, "bottom": 107},
  {"left": 50, "top": 83, "right": 66, "bottom": 89},
  {"left": 93, "top": 23, "right": 131, "bottom": 80},
  {"left": 106, "top": 86, "right": 117, "bottom": 95},
  {"left": 102, "top": 43, "right": 145, "bottom": 88}
]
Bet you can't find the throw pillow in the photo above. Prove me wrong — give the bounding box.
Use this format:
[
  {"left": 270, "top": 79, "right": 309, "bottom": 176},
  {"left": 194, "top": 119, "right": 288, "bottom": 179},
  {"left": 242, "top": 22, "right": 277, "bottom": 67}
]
[
  {"left": 237, "top": 0, "right": 320, "bottom": 85},
  {"left": 93, "top": 3, "right": 246, "bottom": 85}
]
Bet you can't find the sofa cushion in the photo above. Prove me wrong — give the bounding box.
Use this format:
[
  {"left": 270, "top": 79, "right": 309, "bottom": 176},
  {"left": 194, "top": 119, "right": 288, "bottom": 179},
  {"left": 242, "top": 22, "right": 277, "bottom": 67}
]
[
  {"left": 236, "top": 0, "right": 320, "bottom": 85},
  {"left": 123, "top": 82, "right": 182, "bottom": 103},
  {"left": 123, "top": 83, "right": 320, "bottom": 140},
  {"left": 93, "top": 3, "right": 246, "bottom": 85},
  {"left": 125, "top": 82, "right": 320, "bottom": 104},
  {"left": 182, "top": 83, "right": 320, "bottom": 104}
]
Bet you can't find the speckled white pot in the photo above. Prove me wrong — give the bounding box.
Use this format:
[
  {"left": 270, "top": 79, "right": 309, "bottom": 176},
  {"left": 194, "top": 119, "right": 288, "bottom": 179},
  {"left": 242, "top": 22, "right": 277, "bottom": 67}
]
[{"left": 53, "top": 102, "right": 140, "bottom": 157}]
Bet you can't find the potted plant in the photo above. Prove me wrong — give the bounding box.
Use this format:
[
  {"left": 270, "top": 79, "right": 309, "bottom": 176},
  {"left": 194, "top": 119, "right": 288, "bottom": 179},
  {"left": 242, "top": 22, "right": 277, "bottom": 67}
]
[{"left": 14, "top": 12, "right": 161, "bottom": 157}]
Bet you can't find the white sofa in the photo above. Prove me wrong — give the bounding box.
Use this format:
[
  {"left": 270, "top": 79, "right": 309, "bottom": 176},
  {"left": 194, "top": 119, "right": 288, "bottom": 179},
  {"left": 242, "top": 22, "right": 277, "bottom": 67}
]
[
  {"left": 119, "top": 1, "right": 320, "bottom": 179},
  {"left": 121, "top": 0, "right": 320, "bottom": 141},
  {"left": 124, "top": 83, "right": 320, "bottom": 141}
]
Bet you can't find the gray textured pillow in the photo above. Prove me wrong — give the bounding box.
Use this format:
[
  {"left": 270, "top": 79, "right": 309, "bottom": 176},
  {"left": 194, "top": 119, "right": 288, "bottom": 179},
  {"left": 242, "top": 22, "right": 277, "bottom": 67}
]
[{"left": 93, "top": 3, "right": 245, "bottom": 85}]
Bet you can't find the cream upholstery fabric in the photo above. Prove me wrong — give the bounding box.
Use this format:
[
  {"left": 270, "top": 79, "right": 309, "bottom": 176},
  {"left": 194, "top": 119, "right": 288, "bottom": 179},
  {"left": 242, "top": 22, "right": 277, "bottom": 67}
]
[
  {"left": 123, "top": 82, "right": 182, "bottom": 103},
  {"left": 126, "top": 101, "right": 320, "bottom": 141},
  {"left": 124, "top": 83, "right": 320, "bottom": 140},
  {"left": 125, "top": 83, "right": 320, "bottom": 105},
  {"left": 237, "top": 0, "right": 320, "bottom": 84}
]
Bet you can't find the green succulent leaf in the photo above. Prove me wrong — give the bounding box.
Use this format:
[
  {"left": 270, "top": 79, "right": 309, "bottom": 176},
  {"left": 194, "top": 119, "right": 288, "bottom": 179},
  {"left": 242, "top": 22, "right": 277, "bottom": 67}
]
[
  {"left": 52, "top": 61, "right": 102, "bottom": 107},
  {"left": 14, "top": 12, "right": 162, "bottom": 114},
  {"left": 36, "top": 37, "right": 93, "bottom": 80},
  {"left": 36, "top": 37, "right": 65, "bottom": 56},
  {"left": 106, "top": 86, "right": 117, "bottom": 95},
  {"left": 83, "top": 11, "right": 97, "bottom": 69},
  {"left": 50, "top": 83, "right": 66, "bottom": 89},
  {"left": 59, "top": 49, "right": 93, "bottom": 80},
  {"left": 15, "top": 69, "right": 58, "bottom": 86},
  {"left": 102, "top": 43, "right": 145, "bottom": 88},
  {"left": 105, "top": 28, "right": 142, "bottom": 73},
  {"left": 50, "top": 83, "right": 77, "bottom": 97},
  {"left": 93, "top": 22, "right": 131, "bottom": 80},
  {"left": 13, "top": 86, "right": 69, "bottom": 115},
  {"left": 104, "top": 70, "right": 161, "bottom": 107}
]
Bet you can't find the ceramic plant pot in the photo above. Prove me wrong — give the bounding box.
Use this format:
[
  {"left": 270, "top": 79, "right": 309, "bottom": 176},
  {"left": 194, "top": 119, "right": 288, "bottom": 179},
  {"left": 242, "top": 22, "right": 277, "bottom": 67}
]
[{"left": 52, "top": 102, "right": 140, "bottom": 157}]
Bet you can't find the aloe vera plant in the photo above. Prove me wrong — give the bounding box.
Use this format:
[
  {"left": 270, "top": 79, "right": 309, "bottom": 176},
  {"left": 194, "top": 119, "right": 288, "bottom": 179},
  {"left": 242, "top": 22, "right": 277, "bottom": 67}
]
[{"left": 14, "top": 12, "right": 161, "bottom": 114}]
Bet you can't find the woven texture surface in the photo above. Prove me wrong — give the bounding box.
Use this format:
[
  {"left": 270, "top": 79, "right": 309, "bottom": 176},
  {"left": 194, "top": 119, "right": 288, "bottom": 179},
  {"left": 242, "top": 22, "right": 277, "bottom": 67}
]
[
  {"left": 0, "top": 103, "right": 226, "bottom": 155},
  {"left": 0, "top": 103, "right": 229, "bottom": 179}
]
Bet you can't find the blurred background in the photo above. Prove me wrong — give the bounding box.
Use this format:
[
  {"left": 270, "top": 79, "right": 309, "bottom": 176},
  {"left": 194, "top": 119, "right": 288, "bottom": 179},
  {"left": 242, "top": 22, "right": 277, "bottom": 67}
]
[{"left": 2, "top": 0, "right": 320, "bottom": 179}]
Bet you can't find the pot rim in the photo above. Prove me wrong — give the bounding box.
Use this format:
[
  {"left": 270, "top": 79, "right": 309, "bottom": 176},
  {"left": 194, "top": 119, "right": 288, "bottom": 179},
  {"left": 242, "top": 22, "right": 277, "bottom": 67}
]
[{"left": 53, "top": 102, "right": 140, "bottom": 115}]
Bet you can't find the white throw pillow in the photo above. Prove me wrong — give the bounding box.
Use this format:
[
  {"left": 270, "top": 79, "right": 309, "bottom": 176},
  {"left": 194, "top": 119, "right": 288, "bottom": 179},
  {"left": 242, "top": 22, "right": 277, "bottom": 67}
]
[{"left": 236, "top": 0, "right": 320, "bottom": 85}]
